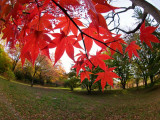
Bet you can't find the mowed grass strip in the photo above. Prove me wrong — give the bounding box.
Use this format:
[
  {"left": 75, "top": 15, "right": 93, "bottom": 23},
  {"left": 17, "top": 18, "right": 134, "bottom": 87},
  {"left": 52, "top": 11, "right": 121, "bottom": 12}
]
[{"left": 0, "top": 77, "right": 160, "bottom": 120}]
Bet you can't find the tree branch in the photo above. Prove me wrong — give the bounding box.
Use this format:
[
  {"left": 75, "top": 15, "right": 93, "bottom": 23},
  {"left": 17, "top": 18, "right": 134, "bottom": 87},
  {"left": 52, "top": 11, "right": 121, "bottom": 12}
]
[
  {"left": 106, "top": 4, "right": 135, "bottom": 28},
  {"left": 51, "top": 0, "right": 123, "bottom": 56},
  {"left": 110, "top": 12, "right": 147, "bottom": 34}
]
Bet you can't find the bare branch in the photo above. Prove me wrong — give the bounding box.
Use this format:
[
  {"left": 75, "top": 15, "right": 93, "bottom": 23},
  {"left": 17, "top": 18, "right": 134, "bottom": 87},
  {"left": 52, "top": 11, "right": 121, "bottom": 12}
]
[
  {"left": 106, "top": 4, "right": 135, "bottom": 26},
  {"left": 110, "top": 12, "right": 148, "bottom": 34}
]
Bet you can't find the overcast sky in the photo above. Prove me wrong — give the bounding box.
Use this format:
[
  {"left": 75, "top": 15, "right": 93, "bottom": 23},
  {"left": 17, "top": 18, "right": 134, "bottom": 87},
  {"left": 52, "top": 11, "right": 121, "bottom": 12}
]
[
  {"left": 111, "top": 0, "right": 160, "bottom": 9},
  {"left": 60, "top": 0, "right": 160, "bottom": 73}
]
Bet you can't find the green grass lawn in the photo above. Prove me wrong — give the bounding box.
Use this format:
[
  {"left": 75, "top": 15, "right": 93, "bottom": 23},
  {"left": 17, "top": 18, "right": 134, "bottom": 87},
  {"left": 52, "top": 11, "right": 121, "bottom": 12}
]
[{"left": 0, "top": 77, "right": 160, "bottom": 120}]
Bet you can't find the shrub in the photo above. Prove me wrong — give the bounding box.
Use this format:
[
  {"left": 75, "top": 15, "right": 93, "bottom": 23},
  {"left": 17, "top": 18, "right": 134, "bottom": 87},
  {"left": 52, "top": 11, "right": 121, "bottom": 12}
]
[
  {"left": 14, "top": 70, "right": 24, "bottom": 80},
  {"left": 64, "top": 77, "right": 80, "bottom": 91},
  {"left": 4, "top": 70, "right": 15, "bottom": 81}
]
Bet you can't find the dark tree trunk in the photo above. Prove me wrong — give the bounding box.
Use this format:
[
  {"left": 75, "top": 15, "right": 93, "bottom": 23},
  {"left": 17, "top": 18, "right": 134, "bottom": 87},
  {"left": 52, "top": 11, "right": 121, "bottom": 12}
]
[
  {"left": 98, "top": 82, "right": 102, "bottom": 92},
  {"left": 86, "top": 84, "right": 92, "bottom": 94},
  {"left": 31, "top": 79, "right": 34, "bottom": 87},
  {"left": 130, "top": 0, "right": 160, "bottom": 24},
  {"left": 144, "top": 80, "right": 147, "bottom": 87},
  {"left": 144, "top": 76, "right": 148, "bottom": 87},
  {"left": 12, "top": 63, "right": 16, "bottom": 71},
  {"left": 88, "top": 85, "right": 92, "bottom": 94},
  {"left": 150, "top": 75, "right": 154, "bottom": 84},
  {"left": 70, "top": 86, "right": 73, "bottom": 91},
  {"left": 12, "top": 58, "right": 19, "bottom": 71},
  {"left": 31, "top": 71, "right": 36, "bottom": 87},
  {"left": 136, "top": 80, "right": 139, "bottom": 89},
  {"left": 122, "top": 84, "right": 126, "bottom": 89},
  {"left": 87, "top": 89, "right": 91, "bottom": 94},
  {"left": 121, "top": 80, "right": 126, "bottom": 89},
  {"left": 98, "top": 85, "right": 102, "bottom": 92}
]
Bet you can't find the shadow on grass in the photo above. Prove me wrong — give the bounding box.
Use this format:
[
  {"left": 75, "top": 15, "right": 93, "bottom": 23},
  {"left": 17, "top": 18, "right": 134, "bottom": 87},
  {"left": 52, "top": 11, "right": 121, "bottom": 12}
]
[{"left": 69, "top": 89, "right": 129, "bottom": 97}]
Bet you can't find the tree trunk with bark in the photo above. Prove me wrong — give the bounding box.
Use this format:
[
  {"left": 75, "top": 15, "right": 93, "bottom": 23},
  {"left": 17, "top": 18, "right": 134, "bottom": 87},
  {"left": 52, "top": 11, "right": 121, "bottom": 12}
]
[
  {"left": 136, "top": 79, "right": 139, "bottom": 89},
  {"left": 121, "top": 79, "right": 126, "bottom": 89},
  {"left": 150, "top": 75, "right": 154, "bottom": 86},
  {"left": 31, "top": 70, "right": 36, "bottom": 87},
  {"left": 144, "top": 76, "right": 148, "bottom": 87},
  {"left": 130, "top": 0, "right": 160, "bottom": 24}
]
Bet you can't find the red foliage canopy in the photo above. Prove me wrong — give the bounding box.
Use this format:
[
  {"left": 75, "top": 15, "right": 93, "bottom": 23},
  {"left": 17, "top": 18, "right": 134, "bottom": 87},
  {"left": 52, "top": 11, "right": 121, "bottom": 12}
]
[{"left": 0, "top": 0, "right": 159, "bottom": 90}]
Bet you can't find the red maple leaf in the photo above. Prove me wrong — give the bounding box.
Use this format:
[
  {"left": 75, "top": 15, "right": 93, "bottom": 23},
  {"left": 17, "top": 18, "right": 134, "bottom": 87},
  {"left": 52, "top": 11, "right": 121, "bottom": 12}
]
[
  {"left": 20, "top": 30, "right": 51, "bottom": 65},
  {"left": 53, "top": 31, "right": 82, "bottom": 65},
  {"left": 2, "top": 24, "right": 17, "bottom": 48},
  {"left": 93, "top": 66, "right": 120, "bottom": 91},
  {"left": 80, "top": 71, "right": 92, "bottom": 82},
  {"left": 140, "top": 21, "right": 160, "bottom": 49},
  {"left": 105, "top": 34, "right": 127, "bottom": 55},
  {"left": 55, "top": 17, "right": 84, "bottom": 36},
  {"left": 125, "top": 41, "right": 141, "bottom": 59},
  {"left": 81, "top": 25, "right": 110, "bottom": 53},
  {"left": 59, "top": 0, "right": 80, "bottom": 8},
  {"left": 72, "top": 51, "right": 92, "bottom": 75},
  {"left": 29, "top": 13, "right": 54, "bottom": 31},
  {"left": 84, "top": 0, "right": 117, "bottom": 32},
  {"left": 81, "top": 27, "right": 94, "bottom": 53},
  {"left": 90, "top": 50, "right": 112, "bottom": 70},
  {"left": 88, "top": 10, "right": 108, "bottom": 31},
  {"left": 92, "top": 0, "right": 119, "bottom": 13}
]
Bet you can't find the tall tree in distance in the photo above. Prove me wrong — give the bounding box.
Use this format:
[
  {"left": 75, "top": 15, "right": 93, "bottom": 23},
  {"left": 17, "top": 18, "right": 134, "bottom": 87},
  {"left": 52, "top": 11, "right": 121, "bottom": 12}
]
[
  {"left": 0, "top": 44, "right": 12, "bottom": 74},
  {"left": 130, "top": 7, "right": 160, "bottom": 87},
  {"left": 132, "top": 33, "right": 160, "bottom": 87},
  {"left": 6, "top": 45, "right": 21, "bottom": 71},
  {"left": 112, "top": 54, "right": 130, "bottom": 89}
]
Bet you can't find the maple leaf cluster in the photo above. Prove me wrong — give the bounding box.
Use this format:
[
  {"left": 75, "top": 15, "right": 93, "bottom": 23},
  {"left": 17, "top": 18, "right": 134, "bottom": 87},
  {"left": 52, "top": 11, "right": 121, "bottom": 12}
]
[{"left": 0, "top": 0, "right": 159, "bottom": 91}]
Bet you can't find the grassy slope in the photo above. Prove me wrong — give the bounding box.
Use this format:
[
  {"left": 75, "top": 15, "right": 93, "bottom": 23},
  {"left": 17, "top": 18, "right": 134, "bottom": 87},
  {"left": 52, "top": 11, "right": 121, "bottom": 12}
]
[{"left": 0, "top": 77, "right": 160, "bottom": 120}]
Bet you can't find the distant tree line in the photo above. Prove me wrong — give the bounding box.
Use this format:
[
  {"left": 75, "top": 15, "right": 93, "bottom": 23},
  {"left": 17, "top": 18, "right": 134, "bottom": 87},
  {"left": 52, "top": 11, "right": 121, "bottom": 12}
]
[{"left": 0, "top": 44, "right": 67, "bottom": 87}]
